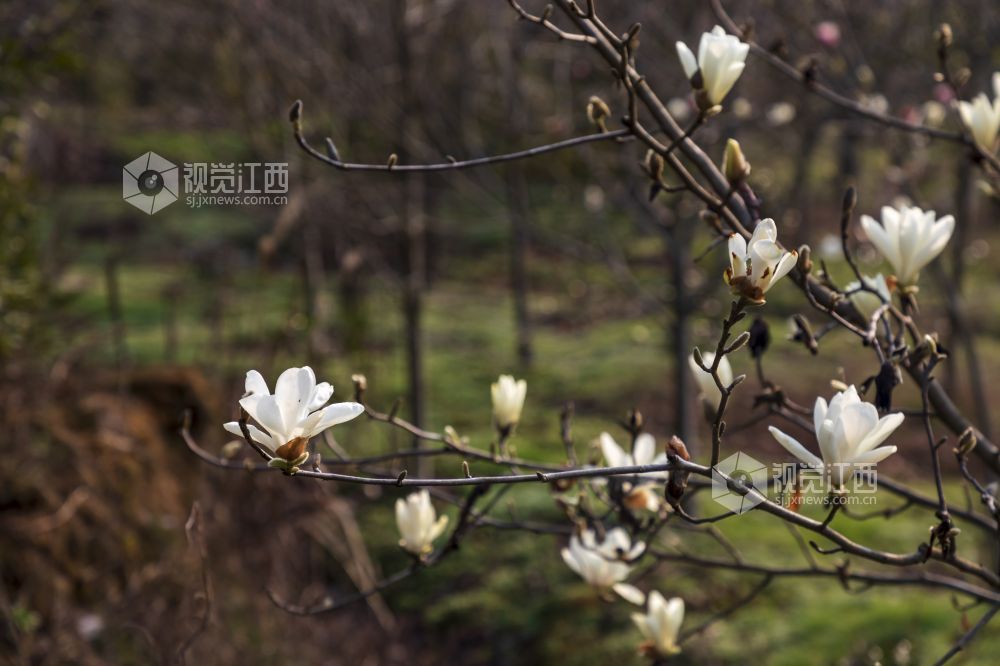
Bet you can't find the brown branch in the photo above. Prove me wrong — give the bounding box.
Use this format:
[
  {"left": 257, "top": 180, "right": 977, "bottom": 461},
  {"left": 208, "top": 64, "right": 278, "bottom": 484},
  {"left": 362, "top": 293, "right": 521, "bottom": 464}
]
[{"left": 290, "top": 99, "right": 628, "bottom": 173}]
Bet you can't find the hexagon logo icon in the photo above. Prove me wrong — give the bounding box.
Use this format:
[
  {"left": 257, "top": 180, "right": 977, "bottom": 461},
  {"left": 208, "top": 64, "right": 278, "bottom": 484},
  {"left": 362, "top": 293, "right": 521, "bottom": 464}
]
[
  {"left": 712, "top": 451, "right": 768, "bottom": 514},
  {"left": 123, "top": 151, "right": 179, "bottom": 214}
]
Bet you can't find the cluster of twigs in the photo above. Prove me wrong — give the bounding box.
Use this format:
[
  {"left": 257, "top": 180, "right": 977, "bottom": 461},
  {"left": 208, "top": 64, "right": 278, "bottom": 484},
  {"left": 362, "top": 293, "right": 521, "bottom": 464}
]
[{"left": 189, "top": 1, "right": 1000, "bottom": 662}]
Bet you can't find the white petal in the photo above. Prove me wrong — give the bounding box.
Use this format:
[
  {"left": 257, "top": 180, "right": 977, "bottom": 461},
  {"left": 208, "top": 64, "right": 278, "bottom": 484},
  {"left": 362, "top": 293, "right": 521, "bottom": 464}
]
[
  {"left": 750, "top": 218, "right": 778, "bottom": 245},
  {"left": 303, "top": 402, "right": 365, "bottom": 438},
  {"left": 768, "top": 426, "right": 823, "bottom": 468},
  {"left": 856, "top": 412, "right": 904, "bottom": 454},
  {"left": 428, "top": 514, "right": 449, "bottom": 543},
  {"left": 771, "top": 251, "right": 797, "bottom": 283},
  {"left": 728, "top": 234, "right": 748, "bottom": 277},
  {"left": 244, "top": 370, "right": 269, "bottom": 396},
  {"left": 613, "top": 583, "right": 646, "bottom": 606},
  {"left": 308, "top": 382, "right": 334, "bottom": 411},
  {"left": 860, "top": 215, "right": 899, "bottom": 270},
  {"left": 562, "top": 547, "right": 583, "bottom": 576},
  {"left": 675, "top": 41, "right": 698, "bottom": 80},
  {"left": 813, "top": 397, "right": 829, "bottom": 437},
  {"left": 274, "top": 367, "right": 314, "bottom": 432},
  {"left": 223, "top": 421, "right": 276, "bottom": 451},
  {"left": 835, "top": 402, "right": 880, "bottom": 458},
  {"left": 631, "top": 613, "right": 653, "bottom": 641},
  {"left": 600, "top": 432, "right": 629, "bottom": 468},
  {"left": 240, "top": 394, "right": 287, "bottom": 443},
  {"left": 851, "top": 445, "right": 897, "bottom": 465},
  {"left": 633, "top": 433, "right": 656, "bottom": 466},
  {"left": 647, "top": 590, "right": 666, "bottom": 614}
]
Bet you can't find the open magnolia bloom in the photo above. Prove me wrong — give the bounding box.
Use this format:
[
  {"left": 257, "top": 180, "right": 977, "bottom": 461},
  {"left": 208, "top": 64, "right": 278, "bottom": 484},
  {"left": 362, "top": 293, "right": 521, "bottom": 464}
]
[
  {"left": 600, "top": 432, "right": 668, "bottom": 512},
  {"left": 859, "top": 205, "right": 954, "bottom": 287},
  {"left": 396, "top": 490, "right": 449, "bottom": 556},
  {"left": 676, "top": 25, "right": 749, "bottom": 107},
  {"left": 223, "top": 367, "right": 364, "bottom": 465},
  {"left": 632, "top": 592, "right": 685, "bottom": 658},
  {"left": 768, "top": 385, "right": 903, "bottom": 487},
  {"left": 688, "top": 351, "right": 733, "bottom": 411},
  {"left": 844, "top": 273, "right": 891, "bottom": 321},
  {"left": 724, "top": 219, "right": 797, "bottom": 303},
  {"left": 491, "top": 374, "right": 527, "bottom": 431},
  {"left": 561, "top": 528, "right": 646, "bottom": 605},
  {"left": 957, "top": 73, "right": 1000, "bottom": 151}
]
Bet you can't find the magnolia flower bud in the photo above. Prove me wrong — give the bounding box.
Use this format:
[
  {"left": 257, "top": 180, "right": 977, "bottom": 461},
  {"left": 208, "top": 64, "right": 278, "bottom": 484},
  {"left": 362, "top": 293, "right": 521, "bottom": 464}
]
[
  {"left": 860, "top": 205, "right": 955, "bottom": 286},
  {"left": 644, "top": 149, "right": 664, "bottom": 180},
  {"left": 748, "top": 317, "right": 770, "bottom": 358},
  {"left": 627, "top": 408, "right": 644, "bottom": 433},
  {"left": 936, "top": 23, "right": 953, "bottom": 48},
  {"left": 587, "top": 96, "right": 611, "bottom": 132},
  {"left": 873, "top": 361, "right": 898, "bottom": 412},
  {"left": 956, "top": 427, "right": 978, "bottom": 456},
  {"left": 396, "top": 490, "right": 449, "bottom": 556},
  {"left": 665, "top": 436, "right": 690, "bottom": 504},
  {"left": 722, "top": 138, "right": 751, "bottom": 184},
  {"left": 676, "top": 26, "right": 749, "bottom": 107},
  {"left": 632, "top": 592, "right": 684, "bottom": 658},
  {"left": 796, "top": 245, "right": 812, "bottom": 274},
  {"left": 491, "top": 374, "right": 527, "bottom": 431},
  {"left": 351, "top": 373, "right": 368, "bottom": 397},
  {"left": 790, "top": 314, "right": 819, "bottom": 355},
  {"left": 688, "top": 351, "right": 732, "bottom": 412},
  {"left": 288, "top": 99, "right": 303, "bottom": 132}
]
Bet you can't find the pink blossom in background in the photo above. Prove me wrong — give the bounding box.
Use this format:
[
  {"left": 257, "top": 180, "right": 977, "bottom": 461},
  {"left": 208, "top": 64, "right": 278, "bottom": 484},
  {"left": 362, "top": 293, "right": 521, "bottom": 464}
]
[
  {"left": 934, "top": 82, "right": 955, "bottom": 104},
  {"left": 814, "top": 21, "right": 841, "bottom": 48}
]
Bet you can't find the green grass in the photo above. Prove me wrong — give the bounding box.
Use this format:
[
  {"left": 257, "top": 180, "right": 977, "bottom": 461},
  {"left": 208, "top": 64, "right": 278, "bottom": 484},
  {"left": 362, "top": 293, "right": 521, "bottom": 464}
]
[{"left": 51, "top": 221, "right": 1000, "bottom": 664}]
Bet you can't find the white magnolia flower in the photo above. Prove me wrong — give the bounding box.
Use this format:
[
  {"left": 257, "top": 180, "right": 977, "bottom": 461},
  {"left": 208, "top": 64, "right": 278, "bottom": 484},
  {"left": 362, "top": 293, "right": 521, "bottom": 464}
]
[
  {"left": 561, "top": 527, "right": 646, "bottom": 605},
  {"left": 688, "top": 351, "right": 732, "bottom": 411},
  {"left": 223, "top": 367, "right": 363, "bottom": 462},
  {"left": 600, "top": 432, "right": 668, "bottom": 512},
  {"left": 600, "top": 432, "right": 667, "bottom": 472},
  {"left": 632, "top": 592, "right": 685, "bottom": 658},
  {"left": 844, "top": 273, "right": 891, "bottom": 321},
  {"left": 724, "top": 219, "right": 798, "bottom": 303},
  {"left": 958, "top": 73, "right": 1000, "bottom": 151},
  {"left": 676, "top": 26, "right": 749, "bottom": 107},
  {"left": 396, "top": 490, "right": 449, "bottom": 555},
  {"left": 859, "top": 205, "right": 955, "bottom": 286},
  {"left": 491, "top": 374, "right": 527, "bottom": 430},
  {"left": 768, "top": 385, "right": 903, "bottom": 487}
]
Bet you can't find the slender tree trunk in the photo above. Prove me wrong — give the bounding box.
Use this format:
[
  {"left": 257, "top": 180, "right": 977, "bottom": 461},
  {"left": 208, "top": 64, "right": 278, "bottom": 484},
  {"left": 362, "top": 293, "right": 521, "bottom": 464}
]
[
  {"left": 945, "top": 158, "right": 992, "bottom": 437},
  {"left": 395, "top": 0, "right": 427, "bottom": 465},
  {"left": 669, "top": 220, "right": 693, "bottom": 447},
  {"left": 302, "top": 220, "right": 333, "bottom": 365},
  {"left": 504, "top": 33, "right": 533, "bottom": 367},
  {"left": 507, "top": 172, "right": 533, "bottom": 367}
]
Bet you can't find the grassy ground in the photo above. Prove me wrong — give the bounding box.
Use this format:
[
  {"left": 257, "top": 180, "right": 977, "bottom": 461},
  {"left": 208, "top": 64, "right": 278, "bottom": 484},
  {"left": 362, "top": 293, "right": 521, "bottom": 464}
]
[{"left": 49, "top": 238, "right": 1000, "bottom": 664}]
